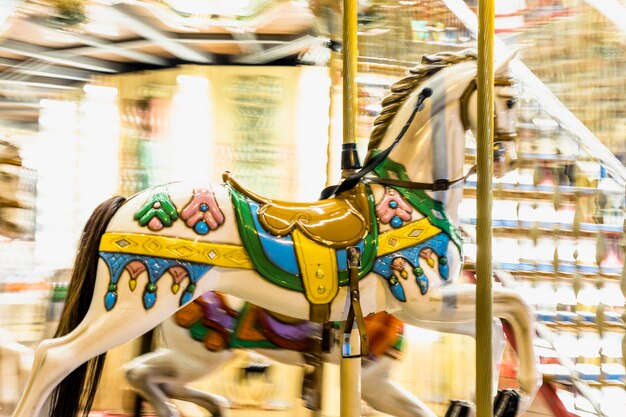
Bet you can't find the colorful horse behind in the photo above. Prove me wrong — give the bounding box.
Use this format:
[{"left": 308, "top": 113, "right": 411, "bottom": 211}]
[
  {"left": 13, "top": 49, "right": 540, "bottom": 417},
  {"left": 125, "top": 298, "right": 416, "bottom": 417}
]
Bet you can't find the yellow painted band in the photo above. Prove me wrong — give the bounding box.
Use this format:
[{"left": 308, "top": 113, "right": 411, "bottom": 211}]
[
  {"left": 99, "top": 232, "right": 254, "bottom": 269},
  {"left": 100, "top": 217, "right": 442, "bottom": 280},
  {"left": 377, "top": 217, "right": 443, "bottom": 256}
]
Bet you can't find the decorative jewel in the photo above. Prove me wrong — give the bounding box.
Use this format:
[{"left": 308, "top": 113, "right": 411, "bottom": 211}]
[
  {"left": 143, "top": 292, "right": 156, "bottom": 309},
  {"left": 376, "top": 187, "right": 412, "bottom": 226},
  {"left": 134, "top": 187, "right": 179, "bottom": 231},
  {"left": 387, "top": 276, "right": 406, "bottom": 302},
  {"left": 416, "top": 274, "right": 429, "bottom": 295},
  {"left": 180, "top": 186, "right": 225, "bottom": 235},
  {"left": 439, "top": 256, "right": 449, "bottom": 280},
  {"left": 99, "top": 252, "right": 212, "bottom": 311},
  {"left": 420, "top": 248, "right": 435, "bottom": 268},
  {"left": 105, "top": 291, "right": 117, "bottom": 310},
  {"left": 412, "top": 266, "right": 429, "bottom": 295},
  {"left": 372, "top": 233, "right": 451, "bottom": 300},
  {"left": 390, "top": 216, "right": 403, "bottom": 228},
  {"left": 391, "top": 257, "right": 408, "bottom": 279},
  {"left": 129, "top": 278, "right": 137, "bottom": 291}
]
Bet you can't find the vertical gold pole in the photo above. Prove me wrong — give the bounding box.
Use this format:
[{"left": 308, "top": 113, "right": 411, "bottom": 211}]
[
  {"left": 340, "top": 1, "right": 361, "bottom": 417},
  {"left": 342, "top": 0, "right": 358, "bottom": 149},
  {"left": 476, "top": 2, "right": 495, "bottom": 417}
]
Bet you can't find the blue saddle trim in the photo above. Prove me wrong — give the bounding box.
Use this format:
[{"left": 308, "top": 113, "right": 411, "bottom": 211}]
[
  {"left": 372, "top": 233, "right": 450, "bottom": 301},
  {"left": 249, "top": 201, "right": 299, "bottom": 275},
  {"left": 99, "top": 252, "right": 212, "bottom": 310},
  {"left": 248, "top": 198, "right": 369, "bottom": 278}
]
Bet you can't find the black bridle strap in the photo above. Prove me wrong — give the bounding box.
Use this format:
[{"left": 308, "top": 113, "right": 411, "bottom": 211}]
[
  {"left": 320, "top": 87, "right": 433, "bottom": 200},
  {"left": 365, "top": 165, "right": 477, "bottom": 191}
]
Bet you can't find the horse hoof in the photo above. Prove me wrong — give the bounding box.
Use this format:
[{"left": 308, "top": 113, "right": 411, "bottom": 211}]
[
  {"left": 445, "top": 400, "right": 474, "bottom": 417},
  {"left": 494, "top": 389, "right": 520, "bottom": 417}
]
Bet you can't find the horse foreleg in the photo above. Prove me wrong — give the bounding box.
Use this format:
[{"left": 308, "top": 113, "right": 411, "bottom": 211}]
[
  {"left": 124, "top": 349, "right": 186, "bottom": 417},
  {"left": 409, "top": 284, "right": 540, "bottom": 414},
  {"left": 14, "top": 297, "right": 191, "bottom": 417},
  {"left": 362, "top": 356, "right": 437, "bottom": 417},
  {"left": 125, "top": 347, "right": 234, "bottom": 417},
  {"left": 161, "top": 383, "right": 231, "bottom": 417}
]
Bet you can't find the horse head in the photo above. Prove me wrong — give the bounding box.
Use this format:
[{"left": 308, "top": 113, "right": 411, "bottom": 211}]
[{"left": 366, "top": 49, "right": 519, "bottom": 305}]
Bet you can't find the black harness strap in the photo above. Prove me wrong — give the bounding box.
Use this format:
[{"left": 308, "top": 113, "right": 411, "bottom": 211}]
[
  {"left": 320, "top": 88, "right": 432, "bottom": 200},
  {"left": 365, "top": 165, "right": 477, "bottom": 191}
]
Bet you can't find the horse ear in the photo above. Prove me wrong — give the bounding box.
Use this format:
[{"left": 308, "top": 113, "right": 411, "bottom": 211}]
[{"left": 494, "top": 49, "right": 518, "bottom": 75}]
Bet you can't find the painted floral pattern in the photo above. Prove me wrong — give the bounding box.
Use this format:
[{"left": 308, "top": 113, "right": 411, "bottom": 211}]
[
  {"left": 180, "top": 187, "right": 225, "bottom": 235},
  {"left": 376, "top": 187, "right": 412, "bottom": 228},
  {"left": 133, "top": 187, "right": 178, "bottom": 231}
]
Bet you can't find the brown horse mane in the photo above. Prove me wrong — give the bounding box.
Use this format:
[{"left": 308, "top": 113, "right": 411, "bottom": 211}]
[
  {"left": 368, "top": 49, "right": 478, "bottom": 151},
  {"left": 49, "top": 195, "right": 126, "bottom": 417}
]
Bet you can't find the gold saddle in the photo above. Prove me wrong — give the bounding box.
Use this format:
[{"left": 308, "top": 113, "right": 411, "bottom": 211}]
[{"left": 223, "top": 172, "right": 371, "bottom": 248}]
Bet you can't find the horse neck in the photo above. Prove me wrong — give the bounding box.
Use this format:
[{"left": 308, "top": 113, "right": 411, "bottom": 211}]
[{"left": 371, "top": 96, "right": 467, "bottom": 222}]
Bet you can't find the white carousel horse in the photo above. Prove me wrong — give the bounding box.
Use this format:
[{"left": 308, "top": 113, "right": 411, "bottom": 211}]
[
  {"left": 123, "top": 299, "right": 430, "bottom": 417},
  {"left": 13, "top": 49, "right": 540, "bottom": 417}
]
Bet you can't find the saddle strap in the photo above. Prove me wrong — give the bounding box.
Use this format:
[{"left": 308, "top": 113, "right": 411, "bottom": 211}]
[{"left": 342, "top": 246, "right": 369, "bottom": 358}]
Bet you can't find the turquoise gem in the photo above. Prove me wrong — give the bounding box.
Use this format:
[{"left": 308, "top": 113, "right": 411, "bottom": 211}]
[
  {"left": 390, "top": 216, "right": 403, "bottom": 228},
  {"left": 439, "top": 263, "right": 449, "bottom": 280},
  {"left": 143, "top": 292, "right": 156, "bottom": 309},
  {"left": 200, "top": 203, "right": 208, "bottom": 212},
  {"left": 388, "top": 279, "right": 406, "bottom": 302},
  {"left": 194, "top": 220, "right": 209, "bottom": 235},
  {"left": 104, "top": 291, "right": 117, "bottom": 310},
  {"left": 416, "top": 275, "right": 429, "bottom": 295},
  {"left": 181, "top": 291, "right": 193, "bottom": 305},
  {"left": 389, "top": 200, "right": 398, "bottom": 208}
]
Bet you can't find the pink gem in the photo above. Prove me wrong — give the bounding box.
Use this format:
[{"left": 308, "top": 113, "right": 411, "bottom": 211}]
[{"left": 153, "top": 202, "right": 161, "bottom": 209}]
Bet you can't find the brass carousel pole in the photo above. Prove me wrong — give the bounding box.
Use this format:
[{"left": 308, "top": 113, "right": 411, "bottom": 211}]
[
  {"left": 476, "top": 2, "right": 496, "bottom": 417},
  {"left": 340, "top": 0, "right": 361, "bottom": 417}
]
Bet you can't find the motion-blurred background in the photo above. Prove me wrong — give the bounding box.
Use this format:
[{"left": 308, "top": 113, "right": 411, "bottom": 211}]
[{"left": 0, "top": 1, "right": 624, "bottom": 416}]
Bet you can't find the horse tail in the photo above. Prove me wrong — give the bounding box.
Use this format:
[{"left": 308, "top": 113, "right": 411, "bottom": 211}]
[{"left": 48, "top": 195, "right": 126, "bottom": 417}]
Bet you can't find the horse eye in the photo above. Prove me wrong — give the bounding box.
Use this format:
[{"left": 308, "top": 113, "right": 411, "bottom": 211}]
[
  {"left": 493, "top": 142, "right": 506, "bottom": 160},
  {"left": 506, "top": 98, "right": 517, "bottom": 109}
]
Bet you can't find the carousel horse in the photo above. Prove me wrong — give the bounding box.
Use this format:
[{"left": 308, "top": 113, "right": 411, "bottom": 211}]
[
  {"left": 123, "top": 300, "right": 424, "bottom": 417},
  {"left": 12, "top": 49, "right": 540, "bottom": 417}
]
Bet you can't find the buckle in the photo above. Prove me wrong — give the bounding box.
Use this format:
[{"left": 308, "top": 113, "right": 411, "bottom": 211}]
[
  {"left": 432, "top": 179, "right": 450, "bottom": 191},
  {"left": 346, "top": 246, "right": 361, "bottom": 269}
]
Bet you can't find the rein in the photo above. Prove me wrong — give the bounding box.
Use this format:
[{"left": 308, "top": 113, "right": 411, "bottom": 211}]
[
  {"left": 321, "top": 77, "right": 518, "bottom": 200},
  {"left": 320, "top": 87, "right": 433, "bottom": 199},
  {"left": 364, "top": 165, "right": 477, "bottom": 191}
]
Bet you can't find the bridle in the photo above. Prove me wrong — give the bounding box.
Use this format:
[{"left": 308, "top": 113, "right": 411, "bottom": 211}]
[
  {"left": 321, "top": 79, "right": 519, "bottom": 199},
  {"left": 460, "top": 76, "right": 518, "bottom": 150}
]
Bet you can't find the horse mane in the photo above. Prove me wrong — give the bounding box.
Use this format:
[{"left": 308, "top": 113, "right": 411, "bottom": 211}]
[{"left": 368, "top": 49, "right": 478, "bottom": 151}]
